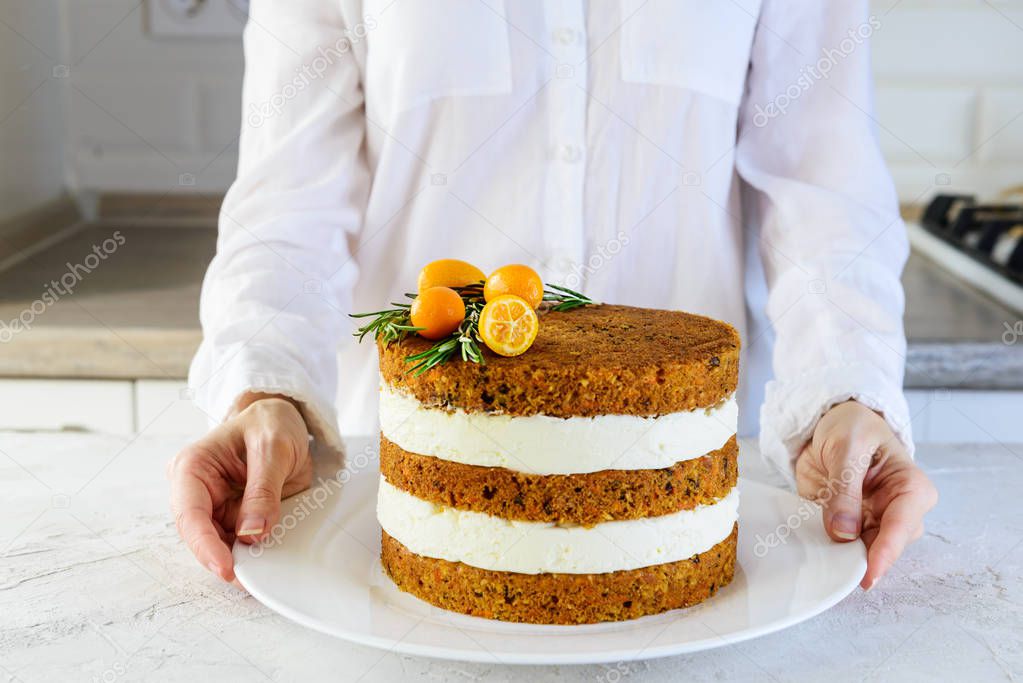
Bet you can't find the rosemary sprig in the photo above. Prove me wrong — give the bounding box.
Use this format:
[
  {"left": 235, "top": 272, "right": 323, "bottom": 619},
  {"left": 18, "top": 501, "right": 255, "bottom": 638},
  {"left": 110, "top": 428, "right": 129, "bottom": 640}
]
[
  {"left": 348, "top": 302, "right": 421, "bottom": 343},
  {"left": 543, "top": 283, "right": 594, "bottom": 311},
  {"left": 350, "top": 278, "right": 595, "bottom": 374}
]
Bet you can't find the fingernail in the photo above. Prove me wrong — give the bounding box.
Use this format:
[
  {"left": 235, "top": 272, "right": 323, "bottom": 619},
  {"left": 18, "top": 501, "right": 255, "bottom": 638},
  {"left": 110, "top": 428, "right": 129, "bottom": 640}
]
[
  {"left": 832, "top": 513, "right": 860, "bottom": 540},
  {"left": 865, "top": 577, "right": 878, "bottom": 592},
  {"left": 207, "top": 562, "right": 221, "bottom": 577},
  {"left": 237, "top": 517, "right": 265, "bottom": 536}
]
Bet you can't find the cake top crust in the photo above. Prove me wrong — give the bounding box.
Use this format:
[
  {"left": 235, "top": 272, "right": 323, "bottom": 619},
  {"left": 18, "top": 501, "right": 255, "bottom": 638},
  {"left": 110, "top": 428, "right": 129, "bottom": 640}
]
[{"left": 378, "top": 304, "right": 739, "bottom": 417}]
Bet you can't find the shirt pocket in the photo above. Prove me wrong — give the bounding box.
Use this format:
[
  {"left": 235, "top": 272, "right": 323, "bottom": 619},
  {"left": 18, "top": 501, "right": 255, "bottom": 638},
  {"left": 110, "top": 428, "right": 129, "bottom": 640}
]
[
  {"left": 364, "top": 0, "right": 513, "bottom": 116},
  {"left": 619, "top": 0, "right": 760, "bottom": 108}
]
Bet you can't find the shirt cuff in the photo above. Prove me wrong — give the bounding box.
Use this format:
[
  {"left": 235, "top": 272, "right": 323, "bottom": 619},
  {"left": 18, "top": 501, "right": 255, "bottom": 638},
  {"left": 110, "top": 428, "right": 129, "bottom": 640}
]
[
  {"left": 188, "top": 343, "right": 345, "bottom": 459},
  {"left": 758, "top": 362, "right": 914, "bottom": 488}
]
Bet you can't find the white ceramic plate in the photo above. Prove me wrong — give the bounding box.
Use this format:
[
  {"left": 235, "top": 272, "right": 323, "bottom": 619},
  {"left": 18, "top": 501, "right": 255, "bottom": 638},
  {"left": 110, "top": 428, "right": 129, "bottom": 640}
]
[{"left": 234, "top": 463, "right": 866, "bottom": 665}]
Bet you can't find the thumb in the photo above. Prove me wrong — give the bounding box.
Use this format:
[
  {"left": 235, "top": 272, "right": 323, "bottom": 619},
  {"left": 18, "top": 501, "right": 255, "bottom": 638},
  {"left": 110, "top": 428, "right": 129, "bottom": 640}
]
[
  {"left": 819, "top": 437, "right": 873, "bottom": 542},
  {"left": 235, "top": 432, "right": 295, "bottom": 543}
]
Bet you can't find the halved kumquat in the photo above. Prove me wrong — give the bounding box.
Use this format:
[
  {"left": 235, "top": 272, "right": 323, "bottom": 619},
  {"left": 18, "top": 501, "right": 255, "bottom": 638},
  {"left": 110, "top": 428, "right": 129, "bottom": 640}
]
[{"left": 478, "top": 294, "right": 539, "bottom": 357}]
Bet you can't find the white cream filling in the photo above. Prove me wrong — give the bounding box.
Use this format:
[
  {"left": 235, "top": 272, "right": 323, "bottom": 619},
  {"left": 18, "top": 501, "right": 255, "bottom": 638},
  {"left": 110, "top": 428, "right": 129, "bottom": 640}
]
[
  {"left": 378, "top": 383, "right": 737, "bottom": 474},
  {"left": 377, "top": 478, "right": 739, "bottom": 574}
]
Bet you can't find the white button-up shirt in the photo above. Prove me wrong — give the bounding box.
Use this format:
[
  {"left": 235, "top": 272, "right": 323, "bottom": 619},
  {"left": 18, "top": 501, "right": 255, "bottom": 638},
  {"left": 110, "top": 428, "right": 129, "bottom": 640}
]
[{"left": 190, "top": 0, "right": 913, "bottom": 478}]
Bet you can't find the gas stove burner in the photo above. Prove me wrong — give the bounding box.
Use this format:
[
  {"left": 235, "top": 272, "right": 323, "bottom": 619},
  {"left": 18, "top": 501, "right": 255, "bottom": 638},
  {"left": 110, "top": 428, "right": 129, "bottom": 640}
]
[{"left": 922, "top": 194, "right": 1023, "bottom": 284}]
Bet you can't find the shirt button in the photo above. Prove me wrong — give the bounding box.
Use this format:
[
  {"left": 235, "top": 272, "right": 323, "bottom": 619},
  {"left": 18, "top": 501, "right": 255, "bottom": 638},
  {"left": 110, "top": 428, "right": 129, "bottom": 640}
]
[
  {"left": 553, "top": 27, "right": 577, "bottom": 46},
  {"left": 558, "top": 144, "right": 582, "bottom": 163}
]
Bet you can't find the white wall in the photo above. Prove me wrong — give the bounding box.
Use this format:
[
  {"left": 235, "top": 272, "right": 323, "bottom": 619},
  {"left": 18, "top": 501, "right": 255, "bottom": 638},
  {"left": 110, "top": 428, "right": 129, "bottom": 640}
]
[
  {"left": 41, "top": 0, "right": 1023, "bottom": 201},
  {"left": 872, "top": 0, "right": 1023, "bottom": 201},
  {"left": 64, "top": 0, "right": 243, "bottom": 193},
  {"left": 0, "top": 0, "right": 67, "bottom": 222}
]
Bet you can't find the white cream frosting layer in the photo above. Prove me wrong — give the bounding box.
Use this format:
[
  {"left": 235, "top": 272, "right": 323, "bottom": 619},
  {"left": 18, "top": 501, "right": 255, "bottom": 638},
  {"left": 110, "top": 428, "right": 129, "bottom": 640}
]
[
  {"left": 378, "top": 383, "right": 737, "bottom": 474},
  {"left": 377, "top": 478, "right": 739, "bottom": 574}
]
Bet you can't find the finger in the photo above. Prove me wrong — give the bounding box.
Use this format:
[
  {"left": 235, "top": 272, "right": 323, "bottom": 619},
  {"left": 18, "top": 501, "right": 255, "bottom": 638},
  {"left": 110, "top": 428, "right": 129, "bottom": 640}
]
[
  {"left": 282, "top": 449, "right": 314, "bottom": 499},
  {"left": 235, "top": 433, "right": 297, "bottom": 542},
  {"left": 229, "top": 449, "right": 310, "bottom": 547},
  {"left": 860, "top": 525, "right": 879, "bottom": 551},
  {"left": 212, "top": 517, "right": 236, "bottom": 546},
  {"left": 217, "top": 497, "right": 242, "bottom": 537},
  {"left": 795, "top": 444, "right": 824, "bottom": 500},
  {"left": 861, "top": 483, "right": 935, "bottom": 590},
  {"left": 177, "top": 507, "right": 236, "bottom": 582},
  {"left": 171, "top": 456, "right": 235, "bottom": 582},
  {"left": 818, "top": 436, "right": 874, "bottom": 543}
]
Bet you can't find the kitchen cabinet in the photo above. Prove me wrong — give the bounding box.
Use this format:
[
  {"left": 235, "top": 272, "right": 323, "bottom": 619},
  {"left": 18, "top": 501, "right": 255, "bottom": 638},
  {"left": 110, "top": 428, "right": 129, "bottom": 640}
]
[
  {"left": 134, "top": 379, "right": 209, "bottom": 437},
  {"left": 1, "top": 379, "right": 1020, "bottom": 444},
  {"left": 0, "top": 378, "right": 205, "bottom": 436},
  {"left": 0, "top": 379, "right": 134, "bottom": 433}
]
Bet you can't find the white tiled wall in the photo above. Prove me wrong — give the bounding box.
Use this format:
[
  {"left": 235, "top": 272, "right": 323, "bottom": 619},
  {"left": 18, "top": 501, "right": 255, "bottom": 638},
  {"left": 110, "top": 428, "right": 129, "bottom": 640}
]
[
  {"left": 0, "top": 0, "right": 67, "bottom": 222},
  {"left": 12, "top": 1, "right": 1023, "bottom": 200},
  {"left": 871, "top": 0, "right": 1023, "bottom": 200},
  {"left": 64, "top": 0, "right": 243, "bottom": 193}
]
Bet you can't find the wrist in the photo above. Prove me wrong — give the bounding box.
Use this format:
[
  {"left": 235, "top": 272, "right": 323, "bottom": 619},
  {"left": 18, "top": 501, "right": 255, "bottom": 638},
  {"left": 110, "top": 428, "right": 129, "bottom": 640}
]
[{"left": 231, "top": 392, "right": 302, "bottom": 420}]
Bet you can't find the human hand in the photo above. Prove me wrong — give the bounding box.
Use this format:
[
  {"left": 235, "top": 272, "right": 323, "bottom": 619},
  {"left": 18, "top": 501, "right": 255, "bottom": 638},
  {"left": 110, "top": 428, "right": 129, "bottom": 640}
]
[
  {"left": 796, "top": 400, "right": 938, "bottom": 590},
  {"left": 168, "top": 394, "right": 313, "bottom": 583}
]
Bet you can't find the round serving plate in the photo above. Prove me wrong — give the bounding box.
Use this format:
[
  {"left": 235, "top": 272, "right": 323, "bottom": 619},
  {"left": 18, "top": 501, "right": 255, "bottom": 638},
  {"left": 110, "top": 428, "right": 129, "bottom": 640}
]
[{"left": 234, "top": 456, "right": 866, "bottom": 665}]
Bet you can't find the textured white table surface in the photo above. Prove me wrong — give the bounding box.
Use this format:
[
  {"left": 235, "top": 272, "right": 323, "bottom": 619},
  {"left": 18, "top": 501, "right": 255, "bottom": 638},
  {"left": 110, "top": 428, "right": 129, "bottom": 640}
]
[{"left": 0, "top": 433, "right": 1020, "bottom": 683}]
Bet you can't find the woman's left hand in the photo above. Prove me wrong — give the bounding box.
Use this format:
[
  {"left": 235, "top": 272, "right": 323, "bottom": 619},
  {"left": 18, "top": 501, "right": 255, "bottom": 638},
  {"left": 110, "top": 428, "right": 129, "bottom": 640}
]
[{"left": 796, "top": 400, "right": 938, "bottom": 590}]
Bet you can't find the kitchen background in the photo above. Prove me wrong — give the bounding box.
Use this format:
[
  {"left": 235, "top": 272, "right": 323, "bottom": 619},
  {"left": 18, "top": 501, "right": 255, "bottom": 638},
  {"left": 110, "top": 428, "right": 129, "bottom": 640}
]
[{"left": 1, "top": 0, "right": 1021, "bottom": 441}]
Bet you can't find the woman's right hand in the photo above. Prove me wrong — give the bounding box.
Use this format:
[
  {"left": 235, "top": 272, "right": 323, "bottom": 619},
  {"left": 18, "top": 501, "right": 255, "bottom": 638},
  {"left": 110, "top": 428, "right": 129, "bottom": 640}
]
[{"left": 167, "top": 394, "right": 313, "bottom": 582}]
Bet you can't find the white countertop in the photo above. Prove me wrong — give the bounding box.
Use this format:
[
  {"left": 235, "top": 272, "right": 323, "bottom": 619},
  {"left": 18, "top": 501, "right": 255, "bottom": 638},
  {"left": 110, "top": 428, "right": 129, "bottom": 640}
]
[{"left": 1, "top": 433, "right": 1020, "bottom": 682}]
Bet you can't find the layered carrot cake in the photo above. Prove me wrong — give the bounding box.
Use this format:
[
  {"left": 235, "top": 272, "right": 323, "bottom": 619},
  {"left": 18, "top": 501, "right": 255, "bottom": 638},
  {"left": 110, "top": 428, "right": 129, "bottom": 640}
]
[{"left": 376, "top": 304, "right": 740, "bottom": 624}]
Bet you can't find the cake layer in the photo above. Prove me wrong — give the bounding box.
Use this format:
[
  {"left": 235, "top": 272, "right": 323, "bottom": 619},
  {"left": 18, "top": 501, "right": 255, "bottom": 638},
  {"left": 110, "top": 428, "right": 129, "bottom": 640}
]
[
  {"left": 380, "top": 435, "right": 738, "bottom": 524},
  {"left": 378, "top": 304, "right": 739, "bottom": 418},
  {"left": 379, "top": 383, "right": 737, "bottom": 474},
  {"left": 381, "top": 526, "right": 738, "bottom": 624},
  {"left": 377, "top": 478, "right": 739, "bottom": 574}
]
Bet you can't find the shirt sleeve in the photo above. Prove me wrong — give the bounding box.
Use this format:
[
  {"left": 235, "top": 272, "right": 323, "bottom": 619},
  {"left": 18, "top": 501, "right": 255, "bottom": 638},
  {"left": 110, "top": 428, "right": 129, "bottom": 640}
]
[
  {"left": 188, "top": 0, "right": 370, "bottom": 456},
  {"left": 734, "top": 1, "right": 913, "bottom": 482}
]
